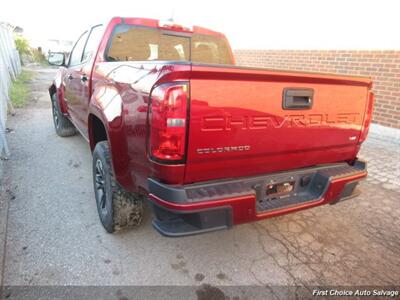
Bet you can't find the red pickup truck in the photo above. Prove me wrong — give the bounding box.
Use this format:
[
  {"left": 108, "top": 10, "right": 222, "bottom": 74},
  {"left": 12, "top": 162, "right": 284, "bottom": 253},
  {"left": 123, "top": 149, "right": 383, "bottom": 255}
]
[{"left": 48, "top": 17, "right": 374, "bottom": 237}]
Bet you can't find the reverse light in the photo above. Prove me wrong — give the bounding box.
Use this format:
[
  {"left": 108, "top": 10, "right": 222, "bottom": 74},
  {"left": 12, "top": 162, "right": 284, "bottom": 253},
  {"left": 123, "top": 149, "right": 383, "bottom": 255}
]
[{"left": 148, "top": 82, "right": 189, "bottom": 162}]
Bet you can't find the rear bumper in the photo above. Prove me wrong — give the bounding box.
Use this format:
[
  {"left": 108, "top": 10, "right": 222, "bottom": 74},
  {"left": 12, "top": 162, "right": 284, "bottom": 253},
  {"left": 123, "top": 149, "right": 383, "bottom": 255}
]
[{"left": 148, "top": 160, "right": 367, "bottom": 237}]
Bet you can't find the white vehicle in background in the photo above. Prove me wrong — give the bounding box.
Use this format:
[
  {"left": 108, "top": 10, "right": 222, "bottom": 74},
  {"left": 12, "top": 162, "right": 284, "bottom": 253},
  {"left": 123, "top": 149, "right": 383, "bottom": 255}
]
[{"left": 41, "top": 39, "right": 73, "bottom": 58}]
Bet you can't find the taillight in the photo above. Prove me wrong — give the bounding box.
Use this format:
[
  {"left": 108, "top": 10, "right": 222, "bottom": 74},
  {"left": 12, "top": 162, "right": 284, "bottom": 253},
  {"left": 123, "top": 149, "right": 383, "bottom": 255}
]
[
  {"left": 359, "top": 91, "right": 374, "bottom": 143},
  {"left": 148, "top": 82, "right": 189, "bottom": 162}
]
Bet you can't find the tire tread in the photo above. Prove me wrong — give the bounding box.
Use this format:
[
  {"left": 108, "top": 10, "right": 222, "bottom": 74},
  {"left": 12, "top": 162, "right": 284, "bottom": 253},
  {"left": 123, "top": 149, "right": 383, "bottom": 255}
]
[
  {"left": 95, "top": 141, "right": 143, "bottom": 232},
  {"left": 51, "top": 94, "right": 77, "bottom": 137}
]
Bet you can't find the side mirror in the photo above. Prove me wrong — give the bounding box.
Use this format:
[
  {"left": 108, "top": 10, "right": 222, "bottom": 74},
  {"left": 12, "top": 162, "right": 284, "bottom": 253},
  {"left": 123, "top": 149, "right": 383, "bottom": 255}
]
[{"left": 48, "top": 52, "right": 66, "bottom": 66}]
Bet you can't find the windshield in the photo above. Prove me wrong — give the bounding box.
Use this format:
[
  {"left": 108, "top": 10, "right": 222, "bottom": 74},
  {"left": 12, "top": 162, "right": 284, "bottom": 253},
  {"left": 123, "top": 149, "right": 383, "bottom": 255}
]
[{"left": 106, "top": 25, "right": 233, "bottom": 65}]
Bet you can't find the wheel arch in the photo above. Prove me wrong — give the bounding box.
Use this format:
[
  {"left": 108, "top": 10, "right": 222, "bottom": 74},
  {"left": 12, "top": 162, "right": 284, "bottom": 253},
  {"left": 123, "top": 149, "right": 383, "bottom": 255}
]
[
  {"left": 88, "top": 109, "right": 135, "bottom": 192},
  {"left": 49, "top": 83, "right": 57, "bottom": 99},
  {"left": 88, "top": 113, "right": 109, "bottom": 152},
  {"left": 49, "top": 81, "right": 69, "bottom": 114}
]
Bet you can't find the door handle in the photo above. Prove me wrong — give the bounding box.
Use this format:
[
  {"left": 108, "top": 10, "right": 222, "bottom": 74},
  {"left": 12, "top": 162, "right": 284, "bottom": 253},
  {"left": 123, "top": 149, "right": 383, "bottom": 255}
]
[
  {"left": 68, "top": 74, "right": 74, "bottom": 80},
  {"left": 283, "top": 88, "right": 314, "bottom": 110},
  {"left": 80, "top": 74, "right": 88, "bottom": 83}
]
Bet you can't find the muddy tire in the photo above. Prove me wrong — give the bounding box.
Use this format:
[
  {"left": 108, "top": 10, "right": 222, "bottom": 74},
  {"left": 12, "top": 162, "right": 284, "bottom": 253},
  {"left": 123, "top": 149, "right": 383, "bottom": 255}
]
[
  {"left": 92, "top": 141, "right": 143, "bottom": 233},
  {"left": 51, "top": 94, "right": 77, "bottom": 137}
]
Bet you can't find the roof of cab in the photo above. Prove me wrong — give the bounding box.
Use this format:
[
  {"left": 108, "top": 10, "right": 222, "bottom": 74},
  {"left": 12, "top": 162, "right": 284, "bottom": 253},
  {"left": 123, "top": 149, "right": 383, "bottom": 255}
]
[{"left": 108, "top": 16, "right": 226, "bottom": 38}]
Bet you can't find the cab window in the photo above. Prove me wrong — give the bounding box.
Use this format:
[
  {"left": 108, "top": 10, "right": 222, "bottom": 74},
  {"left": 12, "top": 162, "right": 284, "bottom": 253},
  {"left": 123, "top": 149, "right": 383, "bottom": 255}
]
[
  {"left": 69, "top": 31, "right": 89, "bottom": 66},
  {"left": 82, "top": 25, "right": 104, "bottom": 62}
]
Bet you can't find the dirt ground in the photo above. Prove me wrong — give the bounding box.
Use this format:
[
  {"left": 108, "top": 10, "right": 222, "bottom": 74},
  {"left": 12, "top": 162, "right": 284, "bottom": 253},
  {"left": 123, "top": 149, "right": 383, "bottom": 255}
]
[{"left": 0, "top": 66, "right": 399, "bottom": 299}]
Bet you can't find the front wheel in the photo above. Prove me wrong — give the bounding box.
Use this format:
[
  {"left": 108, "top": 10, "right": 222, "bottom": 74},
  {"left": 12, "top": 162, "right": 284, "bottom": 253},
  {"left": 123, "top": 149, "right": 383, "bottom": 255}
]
[
  {"left": 92, "top": 141, "right": 144, "bottom": 233},
  {"left": 51, "top": 94, "right": 77, "bottom": 137}
]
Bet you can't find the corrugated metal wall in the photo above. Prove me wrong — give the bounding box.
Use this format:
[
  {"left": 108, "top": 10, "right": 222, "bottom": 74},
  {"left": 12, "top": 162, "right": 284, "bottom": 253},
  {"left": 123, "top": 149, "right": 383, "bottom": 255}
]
[{"left": 0, "top": 24, "right": 21, "bottom": 158}]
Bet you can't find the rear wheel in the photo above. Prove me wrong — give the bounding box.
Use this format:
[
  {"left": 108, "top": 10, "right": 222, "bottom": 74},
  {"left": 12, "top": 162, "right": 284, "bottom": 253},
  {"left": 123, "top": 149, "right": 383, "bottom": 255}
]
[
  {"left": 92, "top": 141, "right": 144, "bottom": 233},
  {"left": 51, "top": 94, "right": 76, "bottom": 137}
]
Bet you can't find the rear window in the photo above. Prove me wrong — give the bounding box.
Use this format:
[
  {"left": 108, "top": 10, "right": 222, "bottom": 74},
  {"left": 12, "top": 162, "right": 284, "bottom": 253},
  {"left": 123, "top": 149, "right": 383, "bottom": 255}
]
[{"left": 106, "top": 25, "right": 233, "bottom": 65}]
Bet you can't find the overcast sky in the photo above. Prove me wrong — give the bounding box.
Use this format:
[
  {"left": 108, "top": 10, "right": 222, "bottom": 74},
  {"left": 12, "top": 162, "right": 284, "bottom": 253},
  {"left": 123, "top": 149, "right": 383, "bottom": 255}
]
[{"left": 1, "top": 0, "right": 399, "bottom": 49}]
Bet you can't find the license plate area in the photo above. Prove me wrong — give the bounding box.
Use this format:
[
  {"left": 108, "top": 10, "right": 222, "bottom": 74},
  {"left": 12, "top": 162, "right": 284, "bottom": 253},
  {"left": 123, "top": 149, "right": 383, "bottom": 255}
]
[
  {"left": 255, "top": 172, "right": 328, "bottom": 213},
  {"left": 266, "top": 181, "right": 295, "bottom": 197}
]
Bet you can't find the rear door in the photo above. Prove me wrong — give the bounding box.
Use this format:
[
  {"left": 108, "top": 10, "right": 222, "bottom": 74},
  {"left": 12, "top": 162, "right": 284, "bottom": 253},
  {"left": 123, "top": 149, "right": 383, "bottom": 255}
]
[
  {"left": 64, "top": 31, "right": 89, "bottom": 136},
  {"left": 184, "top": 65, "right": 371, "bottom": 183},
  {"left": 77, "top": 25, "right": 104, "bottom": 134}
]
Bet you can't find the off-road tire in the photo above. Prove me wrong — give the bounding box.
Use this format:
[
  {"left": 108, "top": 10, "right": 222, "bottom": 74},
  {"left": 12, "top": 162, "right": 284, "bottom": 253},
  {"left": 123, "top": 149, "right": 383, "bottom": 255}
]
[
  {"left": 92, "top": 141, "right": 143, "bottom": 233},
  {"left": 51, "top": 94, "right": 77, "bottom": 137}
]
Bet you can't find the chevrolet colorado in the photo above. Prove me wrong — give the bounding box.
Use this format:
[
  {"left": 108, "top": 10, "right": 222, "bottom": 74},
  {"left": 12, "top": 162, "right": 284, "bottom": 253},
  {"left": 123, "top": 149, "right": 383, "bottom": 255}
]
[{"left": 48, "top": 17, "right": 374, "bottom": 236}]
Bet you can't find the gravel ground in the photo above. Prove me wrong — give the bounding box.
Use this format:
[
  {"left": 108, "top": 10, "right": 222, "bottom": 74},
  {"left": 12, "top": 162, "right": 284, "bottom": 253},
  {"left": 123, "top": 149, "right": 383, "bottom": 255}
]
[{"left": 0, "top": 66, "right": 399, "bottom": 299}]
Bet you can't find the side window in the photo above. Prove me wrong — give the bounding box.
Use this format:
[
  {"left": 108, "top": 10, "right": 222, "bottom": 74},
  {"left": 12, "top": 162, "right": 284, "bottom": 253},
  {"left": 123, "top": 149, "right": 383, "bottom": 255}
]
[
  {"left": 68, "top": 31, "right": 89, "bottom": 66},
  {"left": 82, "top": 25, "right": 104, "bottom": 62}
]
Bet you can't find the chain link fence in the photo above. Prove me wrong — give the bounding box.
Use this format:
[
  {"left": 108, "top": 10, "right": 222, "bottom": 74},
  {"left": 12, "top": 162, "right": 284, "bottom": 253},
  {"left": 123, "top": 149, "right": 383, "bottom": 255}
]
[{"left": 0, "top": 23, "right": 21, "bottom": 158}]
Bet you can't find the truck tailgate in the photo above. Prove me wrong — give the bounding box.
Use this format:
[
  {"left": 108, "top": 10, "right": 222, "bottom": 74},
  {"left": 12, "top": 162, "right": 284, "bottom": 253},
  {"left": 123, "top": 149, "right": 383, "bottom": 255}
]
[{"left": 184, "top": 65, "right": 371, "bottom": 183}]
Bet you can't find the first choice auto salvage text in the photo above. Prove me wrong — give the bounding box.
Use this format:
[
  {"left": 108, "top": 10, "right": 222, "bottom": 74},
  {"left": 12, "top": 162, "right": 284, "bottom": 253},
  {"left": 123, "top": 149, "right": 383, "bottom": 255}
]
[{"left": 312, "top": 289, "right": 399, "bottom": 297}]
